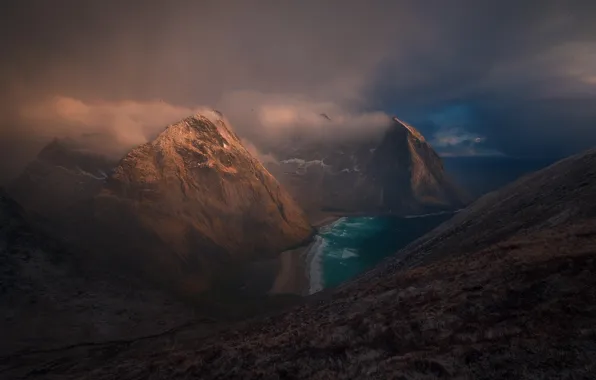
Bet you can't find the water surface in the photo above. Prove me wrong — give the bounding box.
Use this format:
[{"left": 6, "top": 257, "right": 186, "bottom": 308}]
[{"left": 308, "top": 212, "right": 455, "bottom": 293}]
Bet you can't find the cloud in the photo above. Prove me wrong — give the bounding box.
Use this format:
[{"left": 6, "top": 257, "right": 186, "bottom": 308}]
[
  {"left": 240, "top": 138, "right": 279, "bottom": 166},
  {"left": 218, "top": 91, "right": 391, "bottom": 147},
  {"left": 430, "top": 127, "right": 503, "bottom": 157},
  {"left": 366, "top": 1, "right": 596, "bottom": 158},
  {"left": 17, "top": 96, "right": 205, "bottom": 157},
  {"left": 1, "top": 0, "right": 596, "bottom": 180}
]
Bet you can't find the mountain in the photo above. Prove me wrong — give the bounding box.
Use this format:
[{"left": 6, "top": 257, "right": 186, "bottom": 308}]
[
  {"left": 9, "top": 138, "right": 117, "bottom": 218},
  {"left": 0, "top": 189, "right": 195, "bottom": 356},
  {"left": 20, "top": 147, "right": 596, "bottom": 379},
  {"left": 264, "top": 116, "right": 467, "bottom": 216},
  {"left": 9, "top": 112, "right": 313, "bottom": 295}
]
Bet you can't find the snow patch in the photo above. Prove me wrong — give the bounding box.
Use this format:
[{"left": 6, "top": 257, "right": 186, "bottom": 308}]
[
  {"left": 76, "top": 167, "right": 108, "bottom": 180},
  {"left": 280, "top": 158, "right": 330, "bottom": 172}
]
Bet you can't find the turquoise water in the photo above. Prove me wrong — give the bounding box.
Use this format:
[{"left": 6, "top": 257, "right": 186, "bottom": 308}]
[{"left": 307, "top": 212, "right": 455, "bottom": 293}]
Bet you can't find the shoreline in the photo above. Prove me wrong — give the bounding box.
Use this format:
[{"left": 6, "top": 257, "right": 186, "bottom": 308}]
[
  {"left": 269, "top": 213, "right": 343, "bottom": 296},
  {"left": 269, "top": 246, "right": 310, "bottom": 296},
  {"left": 269, "top": 209, "right": 460, "bottom": 297}
]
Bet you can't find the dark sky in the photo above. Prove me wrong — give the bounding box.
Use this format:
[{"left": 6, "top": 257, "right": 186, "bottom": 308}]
[{"left": 1, "top": 0, "right": 596, "bottom": 180}]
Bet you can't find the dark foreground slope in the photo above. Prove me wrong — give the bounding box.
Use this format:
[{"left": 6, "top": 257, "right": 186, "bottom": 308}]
[
  {"left": 0, "top": 190, "right": 195, "bottom": 357},
  {"left": 4, "top": 148, "right": 596, "bottom": 379}
]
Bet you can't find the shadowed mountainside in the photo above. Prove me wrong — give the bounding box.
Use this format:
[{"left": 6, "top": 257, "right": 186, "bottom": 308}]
[
  {"left": 8, "top": 139, "right": 117, "bottom": 218},
  {"left": 5, "top": 147, "right": 595, "bottom": 378},
  {"left": 0, "top": 189, "right": 196, "bottom": 357}
]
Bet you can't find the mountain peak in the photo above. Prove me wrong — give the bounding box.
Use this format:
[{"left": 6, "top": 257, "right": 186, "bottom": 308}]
[
  {"left": 264, "top": 117, "right": 466, "bottom": 214},
  {"left": 392, "top": 116, "right": 426, "bottom": 142},
  {"left": 10, "top": 111, "right": 313, "bottom": 296},
  {"left": 156, "top": 111, "right": 241, "bottom": 151},
  {"left": 99, "top": 113, "right": 313, "bottom": 294}
]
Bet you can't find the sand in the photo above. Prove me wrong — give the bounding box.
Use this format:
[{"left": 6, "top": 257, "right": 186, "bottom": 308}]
[
  {"left": 269, "top": 246, "right": 309, "bottom": 296},
  {"left": 269, "top": 214, "right": 343, "bottom": 296}
]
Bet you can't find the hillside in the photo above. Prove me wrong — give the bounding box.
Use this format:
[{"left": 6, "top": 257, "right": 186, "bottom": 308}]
[
  {"left": 0, "top": 189, "right": 196, "bottom": 357},
  {"left": 9, "top": 147, "right": 595, "bottom": 379}
]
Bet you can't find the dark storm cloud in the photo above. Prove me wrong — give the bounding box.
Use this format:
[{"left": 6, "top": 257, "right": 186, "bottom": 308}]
[
  {"left": 367, "top": 0, "right": 596, "bottom": 158},
  {"left": 1, "top": 0, "right": 596, "bottom": 180}
]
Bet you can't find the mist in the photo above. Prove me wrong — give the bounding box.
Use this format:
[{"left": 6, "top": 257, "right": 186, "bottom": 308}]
[{"left": 1, "top": 0, "right": 596, "bottom": 181}]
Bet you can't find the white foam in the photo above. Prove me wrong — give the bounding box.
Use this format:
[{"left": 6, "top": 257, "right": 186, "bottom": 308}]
[
  {"left": 341, "top": 248, "right": 359, "bottom": 259},
  {"left": 319, "top": 217, "right": 347, "bottom": 234},
  {"left": 306, "top": 235, "right": 327, "bottom": 294}
]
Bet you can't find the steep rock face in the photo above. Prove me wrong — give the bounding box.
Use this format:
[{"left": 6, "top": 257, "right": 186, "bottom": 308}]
[
  {"left": 368, "top": 117, "right": 466, "bottom": 210},
  {"left": 12, "top": 112, "right": 313, "bottom": 295},
  {"left": 265, "top": 117, "right": 466, "bottom": 215},
  {"left": 0, "top": 189, "right": 195, "bottom": 356}
]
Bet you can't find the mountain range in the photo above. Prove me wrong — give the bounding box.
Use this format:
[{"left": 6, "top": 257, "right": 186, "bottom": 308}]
[
  {"left": 9, "top": 110, "right": 590, "bottom": 379},
  {"left": 264, "top": 117, "right": 467, "bottom": 216},
  {"left": 2, "top": 138, "right": 595, "bottom": 379}
]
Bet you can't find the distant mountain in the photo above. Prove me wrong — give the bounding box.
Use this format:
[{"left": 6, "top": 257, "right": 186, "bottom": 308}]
[
  {"left": 9, "top": 138, "right": 117, "bottom": 218},
  {"left": 0, "top": 189, "right": 194, "bottom": 355},
  {"left": 9, "top": 112, "right": 312, "bottom": 295},
  {"left": 31, "top": 148, "right": 596, "bottom": 379},
  {"left": 265, "top": 116, "right": 467, "bottom": 215}
]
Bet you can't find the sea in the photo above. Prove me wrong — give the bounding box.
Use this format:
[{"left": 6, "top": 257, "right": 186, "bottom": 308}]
[{"left": 306, "top": 212, "right": 456, "bottom": 294}]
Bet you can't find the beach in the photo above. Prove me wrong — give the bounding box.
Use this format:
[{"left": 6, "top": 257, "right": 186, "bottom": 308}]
[
  {"left": 269, "top": 246, "right": 310, "bottom": 296},
  {"left": 269, "top": 213, "right": 341, "bottom": 296}
]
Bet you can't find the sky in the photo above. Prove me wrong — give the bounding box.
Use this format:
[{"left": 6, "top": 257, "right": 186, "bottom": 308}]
[{"left": 1, "top": 0, "right": 596, "bottom": 181}]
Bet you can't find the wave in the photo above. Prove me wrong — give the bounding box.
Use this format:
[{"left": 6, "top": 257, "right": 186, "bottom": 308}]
[
  {"left": 319, "top": 217, "right": 347, "bottom": 234},
  {"left": 341, "top": 248, "right": 359, "bottom": 259}
]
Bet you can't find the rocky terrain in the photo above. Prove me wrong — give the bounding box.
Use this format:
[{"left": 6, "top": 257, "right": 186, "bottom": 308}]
[
  {"left": 9, "top": 112, "right": 313, "bottom": 295},
  {"left": 265, "top": 117, "right": 467, "bottom": 216},
  {"left": 3, "top": 149, "right": 594, "bottom": 378},
  {"left": 0, "top": 189, "right": 196, "bottom": 357}
]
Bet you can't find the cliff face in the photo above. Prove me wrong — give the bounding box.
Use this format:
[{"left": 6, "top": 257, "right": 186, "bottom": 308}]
[
  {"left": 9, "top": 112, "right": 312, "bottom": 295},
  {"left": 265, "top": 117, "right": 467, "bottom": 215}
]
